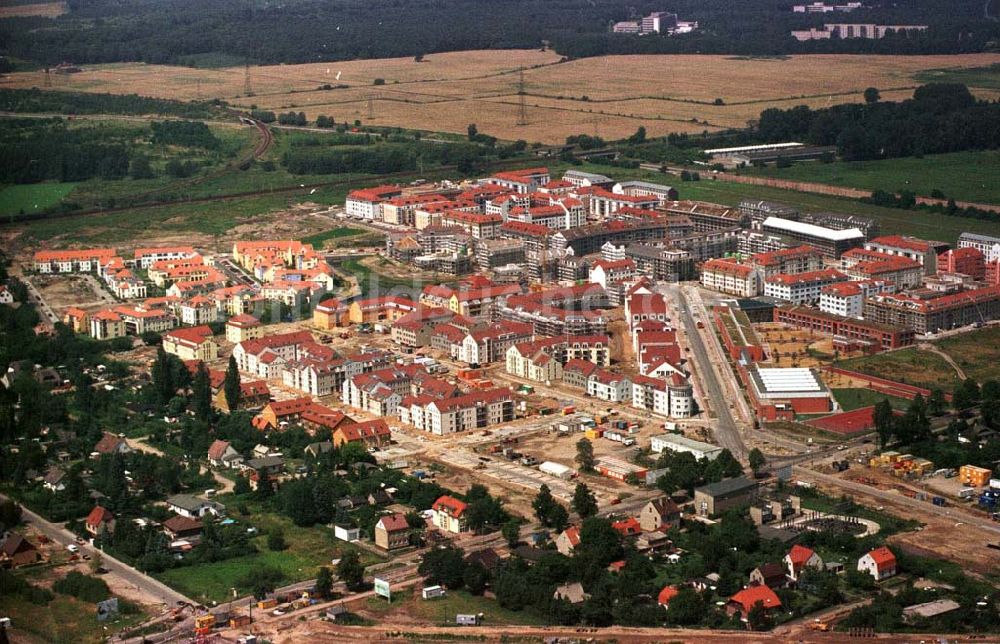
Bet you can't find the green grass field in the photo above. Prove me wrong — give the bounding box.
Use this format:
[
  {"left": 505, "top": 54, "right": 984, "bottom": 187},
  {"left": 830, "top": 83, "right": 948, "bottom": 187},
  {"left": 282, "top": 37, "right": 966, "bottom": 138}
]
[
  {"left": 746, "top": 151, "right": 1000, "bottom": 205},
  {"left": 336, "top": 256, "right": 432, "bottom": 298},
  {"left": 156, "top": 513, "right": 385, "bottom": 604},
  {"left": 303, "top": 226, "right": 371, "bottom": 248},
  {"left": 0, "top": 182, "right": 78, "bottom": 217},
  {"left": 365, "top": 589, "right": 550, "bottom": 626},
  {"left": 2, "top": 593, "right": 145, "bottom": 643},
  {"left": 836, "top": 348, "right": 962, "bottom": 392},
  {"left": 832, "top": 387, "right": 912, "bottom": 411},
  {"left": 934, "top": 326, "right": 1000, "bottom": 384},
  {"left": 914, "top": 63, "right": 1000, "bottom": 91}
]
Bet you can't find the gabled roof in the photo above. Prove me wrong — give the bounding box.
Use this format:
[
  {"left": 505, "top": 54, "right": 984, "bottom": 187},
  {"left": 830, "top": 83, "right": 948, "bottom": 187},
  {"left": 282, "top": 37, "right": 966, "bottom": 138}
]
[
  {"left": 560, "top": 525, "right": 580, "bottom": 547},
  {"left": 86, "top": 506, "right": 114, "bottom": 528},
  {"left": 336, "top": 419, "right": 391, "bottom": 442},
  {"left": 657, "top": 585, "right": 680, "bottom": 605},
  {"left": 376, "top": 512, "right": 410, "bottom": 533},
  {"left": 207, "top": 439, "right": 233, "bottom": 460},
  {"left": 865, "top": 546, "right": 896, "bottom": 569},
  {"left": 163, "top": 515, "right": 203, "bottom": 534},
  {"left": 787, "top": 544, "right": 816, "bottom": 566},
  {"left": 94, "top": 432, "right": 127, "bottom": 454}
]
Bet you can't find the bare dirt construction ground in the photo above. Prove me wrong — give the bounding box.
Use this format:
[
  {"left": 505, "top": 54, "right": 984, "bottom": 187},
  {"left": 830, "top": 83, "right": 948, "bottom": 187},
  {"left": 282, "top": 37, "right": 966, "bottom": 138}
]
[
  {"left": 5, "top": 51, "right": 999, "bottom": 143},
  {"left": 30, "top": 273, "right": 112, "bottom": 313},
  {"left": 0, "top": 1, "right": 66, "bottom": 18},
  {"left": 756, "top": 322, "right": 862, "bottom": 369},
  {"left": 831, "top": 468, "right": 1000, "bottom": 577}
]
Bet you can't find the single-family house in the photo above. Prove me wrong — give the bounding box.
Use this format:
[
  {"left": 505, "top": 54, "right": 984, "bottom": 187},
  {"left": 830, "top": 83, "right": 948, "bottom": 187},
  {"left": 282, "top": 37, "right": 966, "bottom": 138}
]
[
  {"left": 94, "top": 432, "right": 132, "bottom": 456},
  {"left": 727, "top": 585, "right": 782, "bottom": 621},
  {"left": 207, "top": 440, "right": 243, "bottom": 468},
  {"left": 639, "top": 497, "right": 681, "bottom": 532},
  {"left": 85, "top": 506, "right": 115, "bottom": 537},
  {"left": 749, "top": 562, "right": 788, "bottom": 589},
  {"left": 857, "top": 546, "right": 897, "bottom": 581},
  {"left": 555, "top": 525, "right": 581, "bottom": 556},
  {"left": 165, "top": 494, "right": 225, "bottom": 519},
  {"left": 163, "top": 515, "right": 203, "bottom": 541},
  {"left": 785, "top": 544, "right": 824, "bottom": 581},
  {"left": 374, "top": 513, "right": 411, "bottom": 551},
  {"left": 431, "top": 495, "right": 468, "bottom": 534},
  {"left": 553, "top": 582, "right": 589, "bottom": 605},
  {"left": 0, "top": 533, "right": 41, "bottom": 568}
]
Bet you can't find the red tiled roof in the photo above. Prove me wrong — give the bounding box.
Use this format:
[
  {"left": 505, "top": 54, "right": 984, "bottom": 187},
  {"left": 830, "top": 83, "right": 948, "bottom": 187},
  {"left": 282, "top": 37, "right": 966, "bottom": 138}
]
[
  {"left": 866, "top": 546, "right": 896, "bottom": 569},
  {"left": 787, "top": 544, "right": 815, "bottom": 566},
  {"left": 336, "top": 419, "right": 391, "bottom": 442},
  {"left": 207, "top": 439, "right": 232, "bottom": 460},
  {"left": 432, "top": 495, "right": 468, "bottom": 517},
  {"left": 766, "top": 269, "right": 847, "bottom": 286},
  {"left": 86, "top": 506, "right": 113, "bottom": 528},
  {"left": 730, "top": 585, "right": 781, "bottom": 612},
  {"left": 658, "top": 585, "right": 679, "bottom": 605},
  {"left": 703, "top": 258, "right": 754, "bottom": 277},
  {"left": 377, "top": 512, "right": 410, "bottom": 533},
  {"left": 868, "top": 235, "right": 932, "bottom": 253}
]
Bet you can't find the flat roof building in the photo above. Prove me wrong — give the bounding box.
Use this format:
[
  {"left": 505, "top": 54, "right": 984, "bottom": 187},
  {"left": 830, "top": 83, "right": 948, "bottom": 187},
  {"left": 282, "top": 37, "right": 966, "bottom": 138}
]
[{"left": 761, "top": 217, "right": 864, "bottom": 258}]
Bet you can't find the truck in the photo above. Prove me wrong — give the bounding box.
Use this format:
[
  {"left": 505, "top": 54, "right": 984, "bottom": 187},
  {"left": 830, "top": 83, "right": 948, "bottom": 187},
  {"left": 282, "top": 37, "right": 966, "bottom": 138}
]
[
  {"left": 959, "top": 487, "right": 977, "bottom": 499},
  {"left": 422, "top": 585, "right": 445, "bottom": 599}
]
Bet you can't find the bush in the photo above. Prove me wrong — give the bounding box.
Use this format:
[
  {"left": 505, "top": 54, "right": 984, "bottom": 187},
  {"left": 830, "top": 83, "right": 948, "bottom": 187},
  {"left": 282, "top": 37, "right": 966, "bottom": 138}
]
[{"left": 53, "top": 571, "right": 111, "bottom": 602}]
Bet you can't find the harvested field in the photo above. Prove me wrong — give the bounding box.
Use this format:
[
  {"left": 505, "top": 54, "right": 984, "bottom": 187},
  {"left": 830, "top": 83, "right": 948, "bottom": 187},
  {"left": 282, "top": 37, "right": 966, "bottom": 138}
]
[
  {"left": 0, "top": 1, "right": 66, "bottom": 18},
  {"left": 4, "top": 51, "right": 1000, "bottom": 143}
]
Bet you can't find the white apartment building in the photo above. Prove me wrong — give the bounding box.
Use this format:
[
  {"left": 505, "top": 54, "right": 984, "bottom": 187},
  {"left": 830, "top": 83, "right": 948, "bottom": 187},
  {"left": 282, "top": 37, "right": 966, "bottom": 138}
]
[{"left": 764, "top": 269, "right": 848, "bottom": 305}]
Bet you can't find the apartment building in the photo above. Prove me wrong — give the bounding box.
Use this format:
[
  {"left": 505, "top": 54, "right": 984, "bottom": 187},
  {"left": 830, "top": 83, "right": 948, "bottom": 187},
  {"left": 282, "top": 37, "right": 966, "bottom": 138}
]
[
  {"left": 133, "top": 246, "right": 198, "bottom": 269},
  {"left": 764, "top": 269, "right": 849, "bottom": 304},
  {"left": 750, "top": 245, "right": 825, "bottom": 280},
  {"left": 34, "top": 248, "right": 117, "bottom": 273},
  {"left": 700, "top": 258, "right": 760, "bottom": 297},
  {"left": 864, "top": 286, "right": 1000, "bottom": 334},
  {"left": 458, "top": 321, "right": 533, "bottom": 366},
  {"left": 345, "top": 185, "right": 403, "bottom": 220},
  {"left": 419, "top": 388, "right": 515, "bottom": 435},
  {"left": 162, "top": 326, "right": 219, "bottom": 362},
  {"left": 586, "top": 368, "right": 632, "bottom": 402},
  {"left": 864, "top": 235, "right": 944, "bottom": 274},
  {"left": 958, "top": 232, "right": 1000, "bottom": 262},
  {"left": 761, "top": 217, "right": 864, "bottom": 258}
]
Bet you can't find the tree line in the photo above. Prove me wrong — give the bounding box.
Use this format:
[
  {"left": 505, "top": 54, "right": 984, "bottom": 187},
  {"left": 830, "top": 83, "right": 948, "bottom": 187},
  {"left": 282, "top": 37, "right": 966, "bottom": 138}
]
[
  {"left": 756, "top": 84, "right": 1000, "bottom": 162},
  {"left": 0, "top": 88, "right": 221, "bottom": 118},
  {"left": 3, "top": 0, "right": 996, "bottom": 67}
]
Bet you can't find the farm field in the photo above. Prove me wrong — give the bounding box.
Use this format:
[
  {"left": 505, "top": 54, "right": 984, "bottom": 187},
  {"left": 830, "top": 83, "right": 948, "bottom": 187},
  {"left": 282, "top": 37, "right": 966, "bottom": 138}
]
[
  {"left": 933, "top": 326, "right": 1000, "bottom": 384},
  {"left": 0, "top": 0, "right": 66, "bottom": 18},
  {"left": 836, "top": 347, "right": 962, "bottom": 392},
  {"left": 4, "top": 51, "right": 999, "bottom": 143},
  {"left": 914, "top": 63, "right": 1000, "bottom": 91},
  {"left": 0, "top": 182, "right": 78, "bottom": 217},
  {"left": 746, "top": 150, "right": 1000, "bottom": 205}
]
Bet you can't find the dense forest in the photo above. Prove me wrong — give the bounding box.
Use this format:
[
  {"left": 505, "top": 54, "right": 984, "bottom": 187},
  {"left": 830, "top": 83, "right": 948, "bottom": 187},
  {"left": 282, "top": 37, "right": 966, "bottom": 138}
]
[
  {"left": 756, "top": 84, "right": 1000, "bottom": 161},
  {"left": 1, "top": 0, "right": 997, "bottom": 68}
]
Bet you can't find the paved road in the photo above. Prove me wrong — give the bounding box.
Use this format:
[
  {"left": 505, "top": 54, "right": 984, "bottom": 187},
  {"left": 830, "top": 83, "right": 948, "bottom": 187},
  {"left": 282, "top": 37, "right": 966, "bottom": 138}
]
[
  {"left": 667, "top": 286, "right": 747, "bottom": 459},
  {"left": 4, "top": 495, "right": 194, "bottom": 608}
]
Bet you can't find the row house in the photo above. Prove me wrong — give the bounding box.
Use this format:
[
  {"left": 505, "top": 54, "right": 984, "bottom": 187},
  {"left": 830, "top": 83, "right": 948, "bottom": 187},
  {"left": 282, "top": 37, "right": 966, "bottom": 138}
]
[
  {"left": 864, "top": 235, "right": 944, "bottom": 275},
  {"left": 147, "top": 255, "right": 208, "bottom": 283},
  {"left": 764, "top": 269, "right": 849, "bottom": 305},
  {"left": 414, "top": 200, "right": 480, "bottom": 230},
  {"left": 345, "top": 185, "right": 403, "bottom": 220},
  {"left": 700, "top": 258, "right": 760, "bottom": 297},
  {"left": 750, "top": 245, "right": 824, "bottom": 280},
  {"left": 208, "top": 284, "right": 259, "bottom": 317},
  {"left": 225, "top": 313, "right": 263, "bottom": 343},
  {"left": 213, "top": 379, "right": 270, "bottom": 413},
  {"left": 632, "top": 373, "right": 694, "bottom": 418},
  {"left": 133, "top": 246, "right": 198, "bottom": 269},
  {"left": 332, "top": 418, "right": 392, "bottom": 448},
  {"left": 625, "top": 289, "right": 670, "bottom": 333},
  {"left": 663, "top": 200, "right": 746, "bottom": 232},
  {"left": 105, "top": 268, "right": 148, "bottom": 299},
  {"left": 485, "top": 192, "right": 529, "bottom": 218},
  {"left": 162, "top": 325, "right": 219, "bottom": 362},
  {"left": 149, "top": 263, "right": 218, "bottom": 288},
  {"left": 33, "top": 248, "right": 117, "bottom": 273},
  {"left": 562, "top": 358, "right": 600, "bottom": 389},
  {"left": 774, "top": 305, "right": 915, "bottom": 351},
  {"left": 864, "top": 285, "right": 1000, "bottom": 334},
  {"left": 253, "top": 397, "right": 336, "bottom": 431},
  {"left": 458, "top": 320, "right": 533, "bottom": 365},
  {"left": 166, "top": 276, "right": 229, "bottom": 299},
  {"left": 259, "top": 280, "right": 315, "bottom": 307}
]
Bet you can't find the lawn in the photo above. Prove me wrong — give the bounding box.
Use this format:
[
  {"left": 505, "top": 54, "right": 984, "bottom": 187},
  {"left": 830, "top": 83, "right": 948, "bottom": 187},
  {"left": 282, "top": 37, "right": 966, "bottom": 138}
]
[
  {"left": 832, "top": 387, "right": 912, "bottom": 411},
  {"left": 836, "top": 348, "right": 962, "bottom": 392},
  {"left": 156, "top": 513, "right": 385, "bottom": 604},
  {"left": 2, "top": 593, "right": 144, "bottom": 643},
  {"left": 336, "top": 256, "right": 432, "bottom": 298},
  {"left": 934, "top": 326, "right": 1000, "bottom": 384},
  {"left": 303, "top": 226, "right": 377, "bottom": 249},
  {"left": 0, "top": 182, "right": 78, "bottom": 218},
  {"left": 745, "top": 150, "right": 1000, "bottom": 205},
  {"left": 366, "top": 589, "right": 551, "bottom": 626}
]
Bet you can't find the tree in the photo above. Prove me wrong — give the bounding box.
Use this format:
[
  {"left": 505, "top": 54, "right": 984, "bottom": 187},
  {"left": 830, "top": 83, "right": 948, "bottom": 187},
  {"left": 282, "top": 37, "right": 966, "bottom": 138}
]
[
  {"left": 548, "top": 503, "right": 569, "bottom": 532},
  {"left": 577, "top": 516, "right": 622, "bottom": 567},
  {"left": 571, "top": 482, "right": 598, "bottom": 519},
  {"left": 873, "top": 399, "right": 895, "bottom": 448},
  {"left": 129, "top": 154, "right": 155, "bottom": 179},
  {"left": 337, "top": 551, "right": 365, "bottom": 591},
  {"left": 467, "top": 124, "right": 478, "bottom": 140},
  {"left": 575, "top": 438, "right": 595, "bottom": 472},
  {"left": 223, "top": 355, "right": 241, "bottom": 412},
  {"left": 953, "top": 379, "right": 980, "bottom": 410},
  {"left": 463, "top": 562, "right": 489, "bottom": 595},
  {"left": 315, "top": 566, "right": 333, "bottom": 599},
  {"left": 532, "top": 484, "right": 557, "bottom": 525},
  {"left": 747, "top": 600, "right": 773, "bottom": 631},
  {"left": 627, "top": 126, "right": 646, "bottom": 144},
  {"left": 88, "top": 551, "right": 104, "bottom": 574},
  {"left": 418, "top": 546, "right": 466, "bottom": 589},
  {"left": 502, "top": 518, "right": 521, "bottom": 548},
  {"left": 192, "top": 362, "right": 212, "bottom": 421},
  {"left": 665, "top": 586, "right": 703, "bottom": 626},
  {"left": 863, "top": 87, "right": 880, "bottom": 104},
  {"left": 928, "top": 388, "right": 946, "bottom": 415},
  {"left": 748, "top": 448, "right": 766, "bottom": 476},
  {"left": 239, "top": 565, "right": 284, "bottom": 600},
  {"left": 267, "top": 526, "right": 286, "bottom": 551}
]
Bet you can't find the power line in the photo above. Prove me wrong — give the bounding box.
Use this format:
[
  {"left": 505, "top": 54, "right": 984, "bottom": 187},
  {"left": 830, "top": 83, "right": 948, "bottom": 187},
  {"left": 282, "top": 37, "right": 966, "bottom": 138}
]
[
  {"left": 367, "top": 95, "right": 375, "bottom": 120},
  {"left": 244, "top": 63, "right": 253, "bottom": 97},
  {"left": 516, "top": 67, "right": 528, "bottom": 127}
]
